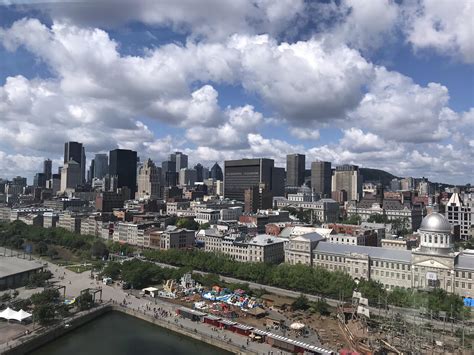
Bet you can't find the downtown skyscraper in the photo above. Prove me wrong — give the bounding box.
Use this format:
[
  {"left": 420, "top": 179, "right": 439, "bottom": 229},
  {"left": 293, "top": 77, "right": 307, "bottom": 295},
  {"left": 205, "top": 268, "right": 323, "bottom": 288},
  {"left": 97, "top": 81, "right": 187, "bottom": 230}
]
[
  {"left": 64, "top": 141, "right": 86, "bottom": 183},
  {"left": 109, "top": 149, "right": 138, "bottom": 196}
]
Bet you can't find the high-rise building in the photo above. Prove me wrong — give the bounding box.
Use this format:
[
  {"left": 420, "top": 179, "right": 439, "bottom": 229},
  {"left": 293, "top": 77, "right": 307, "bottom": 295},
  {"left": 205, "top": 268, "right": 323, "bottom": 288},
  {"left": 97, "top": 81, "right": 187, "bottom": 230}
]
[
  {"left": 194, "top": 163, "right": 204, "bottom": 182},
  {"left": 33, "top": 173, "right": 46, "bottom": 188},
  {"left": 93, "top": 153, "right": 108, "bottom": 179},
  {"left": 446, "top": 192, "right": 473, "bottom": 241},
  {"left": 179, "top": 168, "right": 197, "bottom": 186},
  {"left": 87, "top": 159, "right": 95, "bottom": 184},
  {"left": 12, "top": 176, "right": 27, "bottom": 187},
  {"left": 170, "top": 151, "right": 188, "bottom": 172},
  {"left": 390, "top": 178, "right": 401, "bottom": 192},
  {"left": 224, "top": 158, "right": 274, "bottom": 202},
  {"left": 332, "top": 164, "right": 362, "bottom": 202},
  {"left": 271, "top": 167, "right": 285, "bottom": 197},
  {"left": 43, "top": 159, "right": 52, "bottom": 181},
  {"left": 210, "top": 162, "right": 223, "bottom": 181},
  {"left": 286, "top": 154, "right": 305, "bottom": 187},
  {"left": 244, "top": 184, "right": 273, "bottom": 213},
  {"left": 136, "top": 158, "right": 161, "bottom": 200},
  {"left": 60, "top": 160, "right": 81, "bottom": 192},
  {"left": 401, "top": 177, "right": 414, "bottom": 191},
  {"left": 64, "top": 142, "right": 86, "bottom": 183},
  {"left": 109, "top": 149, "right": 138, "bottom": 196},
  {"left": 311, "top": 161, "right": 332, "bottom": 198},
  {"left": 162, "top": 160, "right": 177, "bottom": 187}
]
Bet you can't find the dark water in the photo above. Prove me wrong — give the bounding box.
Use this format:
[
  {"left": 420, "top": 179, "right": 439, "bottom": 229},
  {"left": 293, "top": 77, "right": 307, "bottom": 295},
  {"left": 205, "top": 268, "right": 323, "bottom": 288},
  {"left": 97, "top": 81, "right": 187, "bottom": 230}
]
[{"left": 29, "top": 312, "right": 231, "bottom": 355}]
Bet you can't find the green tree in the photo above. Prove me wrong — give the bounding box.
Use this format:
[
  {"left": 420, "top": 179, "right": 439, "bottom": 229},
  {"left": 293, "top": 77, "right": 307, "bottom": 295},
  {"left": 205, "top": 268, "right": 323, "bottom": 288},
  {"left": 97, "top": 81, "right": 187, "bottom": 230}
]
[
  {"left": 76, "top": 291, "right": 94, "bottom": 311},
  {"left": 292, "top": 294, "right": 310, "bottom": 311},
  {"left": 91, "top": 240, "right": 109, "bottom": 259},
  {"left": 367, "top": 213, "right": 389, "bottom": 223},
  {"left": 33, "top": 304, "right": 56, "bottom": 325},
  {"left": 102, "top": 262, "right": 122, "bottom": 280}
]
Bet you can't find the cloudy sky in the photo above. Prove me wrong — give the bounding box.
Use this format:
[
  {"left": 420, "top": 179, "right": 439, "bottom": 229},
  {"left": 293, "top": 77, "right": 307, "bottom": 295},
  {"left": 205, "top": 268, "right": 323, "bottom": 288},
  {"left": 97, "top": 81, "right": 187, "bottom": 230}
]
[{"left": 0, "top": 0, "right": 472, "bottom": 184}]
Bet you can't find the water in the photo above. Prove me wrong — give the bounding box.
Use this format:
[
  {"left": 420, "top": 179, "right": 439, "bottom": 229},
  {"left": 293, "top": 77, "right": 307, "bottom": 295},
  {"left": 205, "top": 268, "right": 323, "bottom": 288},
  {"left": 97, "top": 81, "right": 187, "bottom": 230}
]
[{"left": 29, "top": 311, "right": 231, "bottom": 355}]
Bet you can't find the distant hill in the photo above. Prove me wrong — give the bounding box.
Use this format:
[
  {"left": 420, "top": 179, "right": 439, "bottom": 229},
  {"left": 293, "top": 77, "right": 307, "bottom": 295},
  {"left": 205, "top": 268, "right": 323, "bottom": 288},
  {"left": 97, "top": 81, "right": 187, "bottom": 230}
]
[{"left": 360, "top": 168, "right": 398, "bottom": 186}]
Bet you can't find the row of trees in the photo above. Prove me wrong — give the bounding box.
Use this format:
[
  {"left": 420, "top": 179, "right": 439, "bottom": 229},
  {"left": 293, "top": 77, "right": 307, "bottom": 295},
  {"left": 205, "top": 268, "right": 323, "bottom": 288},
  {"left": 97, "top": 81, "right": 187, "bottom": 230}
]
[
  {"left": 0, "top": 221, "right": 109, "bottom": 260},
  {"left": 142, "top": 249, "right": 466, "bottom": 319}
]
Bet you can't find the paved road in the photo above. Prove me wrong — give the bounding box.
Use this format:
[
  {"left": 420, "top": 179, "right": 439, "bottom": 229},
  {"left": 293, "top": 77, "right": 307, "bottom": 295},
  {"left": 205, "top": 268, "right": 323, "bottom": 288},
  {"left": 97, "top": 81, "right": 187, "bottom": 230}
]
[{"left": 44, "top": 259, "right": 324, "bottom": 355}]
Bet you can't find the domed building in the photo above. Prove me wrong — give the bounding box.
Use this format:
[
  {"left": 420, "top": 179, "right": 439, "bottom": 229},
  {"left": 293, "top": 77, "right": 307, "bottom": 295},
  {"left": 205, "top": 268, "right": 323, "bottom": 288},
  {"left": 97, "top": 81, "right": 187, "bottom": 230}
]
[
  {"left": 411, "top": 213, "right": 457, "bottom": 291},
  {"left": 310, "top": 212, "right": 474, "bottom": 298}
]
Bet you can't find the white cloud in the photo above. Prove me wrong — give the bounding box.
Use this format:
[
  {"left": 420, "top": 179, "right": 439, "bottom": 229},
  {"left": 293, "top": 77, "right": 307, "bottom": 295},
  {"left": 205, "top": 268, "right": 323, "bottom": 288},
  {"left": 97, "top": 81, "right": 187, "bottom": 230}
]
[
  {"left": 289, "top": 127, "right": 320, "bottom": 140},
  {"left": 351, "top": 67, "right": 452, "bottom": 143},
  {"left": 405, "top": 0, "right": 474, "bottom": 63}
]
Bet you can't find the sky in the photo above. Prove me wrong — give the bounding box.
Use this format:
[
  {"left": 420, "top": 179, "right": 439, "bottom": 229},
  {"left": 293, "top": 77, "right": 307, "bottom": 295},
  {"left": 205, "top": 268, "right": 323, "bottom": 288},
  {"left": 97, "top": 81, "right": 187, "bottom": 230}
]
[{"left": 0, "top": 0, "right": 472, "bottom": 185}]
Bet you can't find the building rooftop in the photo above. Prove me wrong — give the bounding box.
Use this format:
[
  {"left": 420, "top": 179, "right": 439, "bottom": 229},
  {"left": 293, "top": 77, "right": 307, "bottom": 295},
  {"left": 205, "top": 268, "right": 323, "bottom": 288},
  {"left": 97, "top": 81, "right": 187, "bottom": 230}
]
[
  {"left": 314, "top": 242, "right": 412, "bottom": 262},
  {"left": 0, "top": 256, "right": 44, "bottom": 279},
  {"left": 249, "top": 234, "right": 286, "bottom": 246},
  {"left": 291, "top": 232, "right": 325, "bottom": 243},
  {"left": 456, "top": 253, "right": 474, "bottom": 271}
]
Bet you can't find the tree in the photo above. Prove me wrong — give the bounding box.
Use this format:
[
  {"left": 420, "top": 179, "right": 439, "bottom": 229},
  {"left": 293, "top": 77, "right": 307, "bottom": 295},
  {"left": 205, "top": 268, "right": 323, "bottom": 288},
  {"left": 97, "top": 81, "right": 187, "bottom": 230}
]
[
  {"left": 76, "top": 291, "right": 94, "bottom": 311},
  {"left": 33, "top": 304, "right": 56, "bottom": 325},
  {"left": 91, "top": 240, "right": 109, "bottom": 259},
  {"left": 292, "top": 294, "right": 310, "bottom": 311},
  {"left": 176, "top": 218, "right": 200, "bottom": 230},
  {"left": 342, "top": 214, "right": 361, "bottom": 225},
  {"left": 35, "top": 241, "right": 48, "bottom": 255},
  {"left": 102, "top": 262, "right": 122, "bottom": 280},
  {"left": 367, "top": 213, "right": 389, "bottom": 223}
]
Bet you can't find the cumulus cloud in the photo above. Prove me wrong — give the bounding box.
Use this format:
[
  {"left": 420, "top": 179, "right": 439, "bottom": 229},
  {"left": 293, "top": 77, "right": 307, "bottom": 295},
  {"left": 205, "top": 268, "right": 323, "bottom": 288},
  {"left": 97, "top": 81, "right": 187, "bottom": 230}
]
[
  {"left": 404, "top": 0, "right": 474, "bottom": 63},
  {"left": 351, "top": 67, "right": 452, "bottom": 143},
  {"left": 289, "top": 127, "right": 320, "bottom": 141}
]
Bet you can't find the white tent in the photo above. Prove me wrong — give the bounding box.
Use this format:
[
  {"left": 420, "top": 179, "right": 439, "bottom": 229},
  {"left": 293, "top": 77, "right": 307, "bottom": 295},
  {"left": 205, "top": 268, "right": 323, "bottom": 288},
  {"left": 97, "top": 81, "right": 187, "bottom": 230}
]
[
  {"left": 16, "top": 309, "right": 32, "bottom": 321},
  {"left": 290, "top": 322, "right": 305, "bottom": 330},
  {"left": 0, "top": 308, "right": 32, "bottom": 322}
]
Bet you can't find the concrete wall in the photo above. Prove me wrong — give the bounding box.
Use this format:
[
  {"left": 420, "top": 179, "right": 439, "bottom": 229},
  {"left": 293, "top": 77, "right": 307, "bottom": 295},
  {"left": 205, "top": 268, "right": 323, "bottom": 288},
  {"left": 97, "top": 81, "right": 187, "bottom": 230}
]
[{"left": 3, "top": 304, "right": 254, "bottom": 355}]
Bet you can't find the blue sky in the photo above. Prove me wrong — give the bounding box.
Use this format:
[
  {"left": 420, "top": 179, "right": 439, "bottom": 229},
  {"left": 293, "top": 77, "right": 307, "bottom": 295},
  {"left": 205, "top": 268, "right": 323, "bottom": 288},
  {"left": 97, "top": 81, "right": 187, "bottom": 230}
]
[{"left": 0, "top": 0, "right": 472, "bottom": 184}]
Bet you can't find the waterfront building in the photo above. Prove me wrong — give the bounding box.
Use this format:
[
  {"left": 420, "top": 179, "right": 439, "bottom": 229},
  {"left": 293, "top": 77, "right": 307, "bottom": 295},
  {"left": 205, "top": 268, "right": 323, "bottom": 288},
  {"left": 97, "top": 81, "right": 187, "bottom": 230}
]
[{"left": 286, "top": 213, "right": 474, "bottom": 298}]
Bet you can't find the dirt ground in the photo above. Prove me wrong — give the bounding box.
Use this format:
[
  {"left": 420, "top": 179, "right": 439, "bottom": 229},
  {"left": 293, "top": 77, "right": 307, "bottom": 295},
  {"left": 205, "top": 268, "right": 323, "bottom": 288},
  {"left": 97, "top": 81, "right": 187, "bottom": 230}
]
[{"left": 0, "top": 322, "right": 34, "bottom": 344}]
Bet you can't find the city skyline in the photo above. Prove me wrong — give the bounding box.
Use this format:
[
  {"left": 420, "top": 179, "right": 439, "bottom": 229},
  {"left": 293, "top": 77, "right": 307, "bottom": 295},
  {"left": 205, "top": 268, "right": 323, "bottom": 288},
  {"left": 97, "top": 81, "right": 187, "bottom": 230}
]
[{"left": 0, "top": 1, "right": 472, "bottom": 185}]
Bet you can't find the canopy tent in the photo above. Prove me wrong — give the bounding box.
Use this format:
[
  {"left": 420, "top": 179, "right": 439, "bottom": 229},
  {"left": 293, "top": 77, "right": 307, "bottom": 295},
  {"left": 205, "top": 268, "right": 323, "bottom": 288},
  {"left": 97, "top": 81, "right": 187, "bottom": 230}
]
[
  {"left": 290, "top": 322, "right": 305, "bottom": 330},
  {"left": 16, "top": 309, "right": 32, "bottom": 321},
  {"left": 0, "top": 308, "right": 32, "bottom": 322}
]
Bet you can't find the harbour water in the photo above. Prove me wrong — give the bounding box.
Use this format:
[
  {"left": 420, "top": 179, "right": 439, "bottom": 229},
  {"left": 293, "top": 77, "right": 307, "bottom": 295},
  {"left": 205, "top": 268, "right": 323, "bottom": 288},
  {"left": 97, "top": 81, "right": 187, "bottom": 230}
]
[{"left": 29, "top": 311, "right": 231, "bottom": 355}]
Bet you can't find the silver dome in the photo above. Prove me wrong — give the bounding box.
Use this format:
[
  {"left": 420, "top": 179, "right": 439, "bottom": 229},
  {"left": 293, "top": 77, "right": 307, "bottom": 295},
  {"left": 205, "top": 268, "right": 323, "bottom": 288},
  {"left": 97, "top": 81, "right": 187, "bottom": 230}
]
[{"left": 419, "top": 212, "right": 451, "bottom": 233}]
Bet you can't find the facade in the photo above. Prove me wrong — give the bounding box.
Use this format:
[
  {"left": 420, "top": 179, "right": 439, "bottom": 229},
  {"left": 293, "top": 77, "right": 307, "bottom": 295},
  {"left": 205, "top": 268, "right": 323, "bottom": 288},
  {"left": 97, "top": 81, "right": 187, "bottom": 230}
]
[
  {"left": 203, "top": 231, "right": 285, "bottom": 264},
  {"left": 95, "top": 191, "right": 125, "bottom": 212},
  {"left": 43, "top": 159, "right": 52, "bottom": 181},
  {"left": 43, "top": 212, "right": 59, "bottom": 228},
  {"left": 220, "top": 206, "right": 243, "bottom": 221},
  {"left": 273, "top": 197, "right": 339, "bottom": 223},
  {"left": 195, "top": 209, "right": 220, "bottom": 225},
  {"left": 109, "top": 149, "right": 138, "bottom": 196},
  {"left": 136, "top": 158, "right": 161, "bottom": 200},
  {"left": 170, "top": 151, "right": 188, "bottom": 172},
  {"left": 60, "top": 160, "right": 81, "bottom": 192},
  {"left": 311, "top": 161, "right": 332, "bottom": 198},
  {"left": 224, "top": 158, "right": 274, "bottom": 202},
  {"left": 271, "top": 167, "right": 285, "bottom": 197},
  {"left": 159, "top": 229, "right": 195, "bottom": 250},
  {"left": 286, "top": 154, "right": 305, "bottom": 188},
  {"left": 445, "top": 192, "right": 473, "bottom": 240},
  {"left": 57, "top": 212, "right": 82, "bottom": 233},
  {"left": 346, "top": 199, "right": 424, "bottom": 232},
  {"left": 332, "top": 164, "right": 362, "bottom": 202},
  {"left": 210, "top": 162, "right": 223, "bottom": 181},
  {"left": 94, "top": 154, "right": 108, "bottom": 179},
  {"left": 162, "top": 160, "right": 177, "bottom": 187},
  {"left": 179, "top": 168, "right": 197, "bottom": 186},
  {"left": 288, "top": 213, "right": 474, "bottom": 298},
  {"left": 64, "top": 141, "right": 86, "bottom": 183},
  {"left": 166, "top": 201, "right": 190, "bottom": 215},
  {"left": 285, "top": 232, "right": 325, "bottom": 266}
]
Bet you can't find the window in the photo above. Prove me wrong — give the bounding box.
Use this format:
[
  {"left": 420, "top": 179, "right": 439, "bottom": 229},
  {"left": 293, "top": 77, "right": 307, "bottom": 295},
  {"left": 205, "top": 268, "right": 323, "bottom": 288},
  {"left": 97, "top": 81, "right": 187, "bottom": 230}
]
[
  {"left": 355, "top": 268, "right": 359, "bottom": 274},
  {"left": 462, "top": 272, "right": 465, "bottom": 278},
  {"left": 462, "top": 282, "right": 465, "bottom": 289}
]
